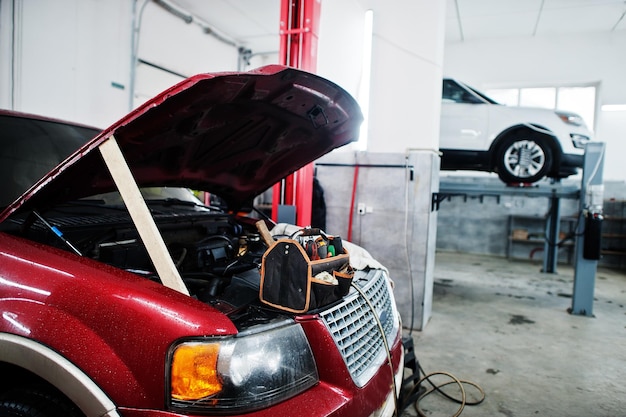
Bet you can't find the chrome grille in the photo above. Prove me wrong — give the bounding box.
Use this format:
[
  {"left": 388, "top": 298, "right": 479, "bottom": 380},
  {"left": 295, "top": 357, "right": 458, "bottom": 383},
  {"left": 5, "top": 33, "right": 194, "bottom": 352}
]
[{"left": 319, "top": 269, "right": 399, "bottom": 387}]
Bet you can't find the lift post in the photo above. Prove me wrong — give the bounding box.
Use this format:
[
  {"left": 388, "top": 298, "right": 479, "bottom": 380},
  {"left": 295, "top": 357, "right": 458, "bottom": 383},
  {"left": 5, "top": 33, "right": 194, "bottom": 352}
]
[
  {"left": 433, "top": 143, "right": 607, "bottom": 317},
  {"left": 271, "top": 0, "right": 321, "bottom": 226},
  {"left": 571, "top": 142, "right": 606, "bottom": 316},
  {"left": 542, "top": 191, "right": 562, "bottom": 273}
]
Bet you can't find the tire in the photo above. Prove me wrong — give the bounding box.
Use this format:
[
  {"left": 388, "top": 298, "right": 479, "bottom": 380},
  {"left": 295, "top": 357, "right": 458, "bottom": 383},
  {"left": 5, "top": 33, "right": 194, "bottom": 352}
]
[
  {"left": 0, "top": 387, "right": 83, "bottom": 417},
  {"left": 495, "top": 136, "right": 552, "bottom": 184}
]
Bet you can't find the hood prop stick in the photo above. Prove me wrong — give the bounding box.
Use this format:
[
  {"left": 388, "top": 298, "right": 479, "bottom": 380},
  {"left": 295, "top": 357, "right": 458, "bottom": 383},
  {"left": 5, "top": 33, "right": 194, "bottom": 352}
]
[{"left": 98, "top": 136, "right": 189, "bottom": 296}]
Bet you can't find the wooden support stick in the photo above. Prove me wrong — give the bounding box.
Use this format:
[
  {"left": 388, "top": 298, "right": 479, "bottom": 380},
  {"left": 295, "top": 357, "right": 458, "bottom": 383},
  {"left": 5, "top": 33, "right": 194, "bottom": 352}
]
[{"left": 256, "top": 220, "right": 275, "bottom": 247}]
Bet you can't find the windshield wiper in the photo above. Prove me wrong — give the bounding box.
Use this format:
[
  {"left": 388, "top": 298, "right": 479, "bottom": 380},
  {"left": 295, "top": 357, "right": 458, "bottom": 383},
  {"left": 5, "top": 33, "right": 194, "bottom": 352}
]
[{"left": 149, "top": 198, "right": 222, "bottom": 211}]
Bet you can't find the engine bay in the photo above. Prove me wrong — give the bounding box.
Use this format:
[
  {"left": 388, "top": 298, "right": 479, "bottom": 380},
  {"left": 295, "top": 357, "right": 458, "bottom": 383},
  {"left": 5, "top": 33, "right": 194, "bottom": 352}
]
[{"left": 3, "top": 194, "right": 279, "bottom": 325}]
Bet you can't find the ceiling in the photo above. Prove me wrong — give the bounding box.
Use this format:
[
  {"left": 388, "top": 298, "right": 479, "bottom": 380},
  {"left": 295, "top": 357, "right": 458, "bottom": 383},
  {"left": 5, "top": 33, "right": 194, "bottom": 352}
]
[
  {"left": 165, "top": 0, "right": 626, "bottom": 53},
  {"left": 446, "top": 0, "right": 626, "bottom": 42},
  {"left": 168, "top": 0, "right": 281, "bottom": 53}
]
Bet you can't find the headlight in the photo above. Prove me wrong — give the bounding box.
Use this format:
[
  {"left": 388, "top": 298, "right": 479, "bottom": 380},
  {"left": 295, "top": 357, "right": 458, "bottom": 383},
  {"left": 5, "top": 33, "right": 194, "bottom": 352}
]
[
  {"left": 556, "top": 111, "right": 585, "bottom": 127},
  {"left": 168, "top": 321, "right": 319, "bottom": 413},
  {"left": 570, "top": 133, "right": 590, "bottom": 149}
]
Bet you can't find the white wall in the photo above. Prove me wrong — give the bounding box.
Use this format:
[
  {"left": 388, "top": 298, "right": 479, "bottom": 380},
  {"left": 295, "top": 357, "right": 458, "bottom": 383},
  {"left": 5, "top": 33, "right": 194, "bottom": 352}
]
[
  {"left": 316, "top": 0, "right": 366, "bottom": 105},
  {"left": 2, "top": 0, "right": 448, "bottom": 153},
  {"left": 316, "top": 0, "right": 447, "bottom": 152},
  {"left": 0, "top": 0, "right": 241, "bottom": 128},
  {"left": 367, "top": 1, "right": 447, "bottom": 152},
  {"left": 442, "top": 31, "right": 626, "bottom": 181},
  {"left": 133, "top": 2, "right": 238, "bottom": 107},
  {"left": 0, "top": 0, "right": 132, "bottom": 127}
]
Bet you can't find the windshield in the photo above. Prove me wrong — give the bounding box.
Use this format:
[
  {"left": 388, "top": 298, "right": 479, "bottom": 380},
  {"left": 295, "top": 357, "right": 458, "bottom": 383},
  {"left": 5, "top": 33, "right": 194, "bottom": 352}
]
[
  {"left": 0, "top": 114, "right": 100, "bottom": 207},
  {"left": 442, "top": 79, "right": 499, "bottom": 105},
  {"left": 466, "top": 85, "right": 499, "bottom": 104}
]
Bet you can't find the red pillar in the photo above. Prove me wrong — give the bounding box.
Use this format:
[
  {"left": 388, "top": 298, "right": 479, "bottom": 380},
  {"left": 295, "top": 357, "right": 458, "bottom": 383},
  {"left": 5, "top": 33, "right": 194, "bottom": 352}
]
[{"left": 271, "top": 0, "right": 321, "bottom": 227}]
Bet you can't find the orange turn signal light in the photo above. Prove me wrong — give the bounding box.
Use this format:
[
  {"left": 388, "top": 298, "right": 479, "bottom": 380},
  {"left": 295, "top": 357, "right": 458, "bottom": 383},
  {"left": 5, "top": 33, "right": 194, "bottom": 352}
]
[{"left": 171, "top": 343, "right": 222, "bottom": 400}]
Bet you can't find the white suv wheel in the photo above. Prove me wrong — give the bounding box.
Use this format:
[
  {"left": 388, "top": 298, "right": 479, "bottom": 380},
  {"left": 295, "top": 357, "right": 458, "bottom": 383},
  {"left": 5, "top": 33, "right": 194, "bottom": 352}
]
[{"left": 496, "top": 138, "right": 552, "bottom": 183}]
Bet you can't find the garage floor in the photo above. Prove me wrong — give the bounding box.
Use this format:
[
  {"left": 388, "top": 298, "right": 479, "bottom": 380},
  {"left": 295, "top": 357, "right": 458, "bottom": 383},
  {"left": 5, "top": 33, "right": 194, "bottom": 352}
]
[{"left": 400, "top": 251, "right": 626, "bottom": 417}]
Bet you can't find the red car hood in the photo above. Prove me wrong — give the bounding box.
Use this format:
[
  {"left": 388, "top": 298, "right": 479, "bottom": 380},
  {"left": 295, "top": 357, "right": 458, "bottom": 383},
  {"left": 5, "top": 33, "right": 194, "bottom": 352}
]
[{"left": 2, "top": 65, "right": 362, "bottom": 219}]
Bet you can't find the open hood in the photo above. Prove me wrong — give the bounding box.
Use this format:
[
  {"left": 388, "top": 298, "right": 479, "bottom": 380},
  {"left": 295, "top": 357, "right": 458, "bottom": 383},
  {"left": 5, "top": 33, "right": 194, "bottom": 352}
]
[{"left": 2, "top": 65, "right": 362, "bottom": 220}]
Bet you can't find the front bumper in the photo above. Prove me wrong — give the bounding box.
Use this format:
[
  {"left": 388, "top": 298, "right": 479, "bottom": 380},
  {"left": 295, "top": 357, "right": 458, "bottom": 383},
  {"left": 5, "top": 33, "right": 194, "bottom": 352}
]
[
  {"left": 560, "top": 152, "right": 584, "bottom": 169},
  {"left": 370, "top": 346, "right": 405, "bottom": 417},
  {"left": 555, "top": 152, "right": 584, "bottom": 177},
  {"left": 117, "top": 336, "right": 404, "bottom": 417}
]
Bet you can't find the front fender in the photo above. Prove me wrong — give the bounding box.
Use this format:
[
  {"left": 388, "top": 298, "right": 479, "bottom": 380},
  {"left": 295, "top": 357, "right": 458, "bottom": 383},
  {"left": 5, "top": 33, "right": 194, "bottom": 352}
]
[
  {"left": 0, "top": 332, "right": 121, "bottom": 417},
  {"left": 0, "top": 298, "right": 151, "bottom": 410},
  {"left": 0, "top": 233, "right": 238, "bottom": 410}
]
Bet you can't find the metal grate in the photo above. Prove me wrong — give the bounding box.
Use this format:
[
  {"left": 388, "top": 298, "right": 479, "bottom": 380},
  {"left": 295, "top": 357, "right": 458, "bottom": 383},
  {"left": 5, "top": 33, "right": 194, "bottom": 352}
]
[{"left": 319, "top": 269, "right": 399, "bottom": 387}]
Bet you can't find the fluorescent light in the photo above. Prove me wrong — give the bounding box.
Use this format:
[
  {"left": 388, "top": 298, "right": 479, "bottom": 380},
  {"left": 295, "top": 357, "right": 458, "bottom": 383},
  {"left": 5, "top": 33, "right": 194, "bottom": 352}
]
[{"left": 601, "top": 104, "right": 626, "bottom": 112}]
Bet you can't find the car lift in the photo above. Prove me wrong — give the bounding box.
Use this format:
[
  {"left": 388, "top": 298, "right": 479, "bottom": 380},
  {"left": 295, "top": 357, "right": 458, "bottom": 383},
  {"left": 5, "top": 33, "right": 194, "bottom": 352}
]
[
  {"left": 433, "top": 142, "right": 606, "bottom": 316},
  {"left": 432, "top": 178, "right": 580, "bottom": 274},
  {"left": 271, "top": 0, "right": 321, "bottom": 227},
  {"left": 571, "top": 142, "right": 606, "bottom": 316}
]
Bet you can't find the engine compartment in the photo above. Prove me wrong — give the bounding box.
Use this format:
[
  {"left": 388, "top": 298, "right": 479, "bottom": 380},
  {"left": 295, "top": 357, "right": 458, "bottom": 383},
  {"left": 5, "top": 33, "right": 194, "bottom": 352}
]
[{"left": 3, "top": 196, "right": 277, "bottom": 324}]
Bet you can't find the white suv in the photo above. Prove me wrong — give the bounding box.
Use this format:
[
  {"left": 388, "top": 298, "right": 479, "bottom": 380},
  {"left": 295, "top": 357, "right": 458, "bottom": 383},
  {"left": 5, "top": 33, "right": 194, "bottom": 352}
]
[{"left": 439, "top": 78, "right": 593, "bottom": 183}]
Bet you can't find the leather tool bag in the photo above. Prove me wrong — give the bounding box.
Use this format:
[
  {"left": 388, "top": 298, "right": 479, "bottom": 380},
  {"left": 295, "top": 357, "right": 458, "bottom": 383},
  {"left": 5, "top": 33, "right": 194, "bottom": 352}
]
[{"left": 259, "top": 231, "right": 353, "bottom": 313}]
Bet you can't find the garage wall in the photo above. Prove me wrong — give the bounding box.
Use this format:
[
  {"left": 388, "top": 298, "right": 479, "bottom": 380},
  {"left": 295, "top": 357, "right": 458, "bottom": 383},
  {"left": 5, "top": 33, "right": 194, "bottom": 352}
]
[
  {"left": 0, "top": 0, "right": 240, "bottom": 129},
  {"left": 314, "top": 0, "right": 448, "bottom": 330},
  {"left": 3, "top": 2, "right": 624, "bottom": 173},
  {"left": 133, "top": 1, "right": 239, "bottom": 108},
  {"left": 0, "top": 0, "right": 132, "bottom": 127},
  {"left": 1, "top": 0, "right": 448, "bottom": 152},
  {"left": 316, "top": 0, "right": 367, "bottom": 105},
  {"left": 434, "top": 176, "right": 626, "bottom": 269},
  {"left": 442, "top": 31, "right": 626, "bottom": 181}
]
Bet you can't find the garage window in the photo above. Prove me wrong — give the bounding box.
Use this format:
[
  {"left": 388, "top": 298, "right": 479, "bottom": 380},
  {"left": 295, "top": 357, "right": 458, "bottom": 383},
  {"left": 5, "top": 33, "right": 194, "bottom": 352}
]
[{"left": 486, "top": 85, "right": 596, "bottom": 131}]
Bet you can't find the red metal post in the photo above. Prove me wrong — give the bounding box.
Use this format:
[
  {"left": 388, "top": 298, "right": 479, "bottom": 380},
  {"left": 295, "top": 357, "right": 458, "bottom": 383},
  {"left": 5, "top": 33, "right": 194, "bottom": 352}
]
[{"left": 272, "top": 0, "right": 320, "bottom": 226}]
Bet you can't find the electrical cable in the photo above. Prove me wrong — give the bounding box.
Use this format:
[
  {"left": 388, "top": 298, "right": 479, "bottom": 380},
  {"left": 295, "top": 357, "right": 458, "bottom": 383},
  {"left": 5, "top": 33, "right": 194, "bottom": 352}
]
[
  {"left": 392, "top": 150, "right": 485, "bottom": 415},
  {"left": 129, "top": 0, "right": 151, "bottom": 111},
  {"left": 541, "top": 198, "right": 585, "bottom": 250},
  {"left": 403, "top": 155, "right": 416, "bottom": 335},
  {"left": 251, "top": 205, "right": 276, "bottom": 225},
  {"left": 417, "top": 372, "right": 466, "bottom": 417},
  {"left": 400, "top": 361, "right": 485, "bottom": 417},
  {"left": 358, "top": 211, "right": 363, "bottom": 246},
  {"left": 351, "top": 281, "right": 399, "bottom": 417},
  {"left": 418, "top": 363, "right": 485, "bottom": 407},
  {"left": 573, "top": 209, "right": 587, "bottom": 238},
  {"left": 541, "top": 183, "right": 592, "bottom": 252}
]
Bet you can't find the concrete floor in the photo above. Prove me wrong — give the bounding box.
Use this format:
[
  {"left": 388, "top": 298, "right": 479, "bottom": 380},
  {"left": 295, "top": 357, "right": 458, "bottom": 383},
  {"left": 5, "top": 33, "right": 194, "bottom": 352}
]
[{"left": 399, "top": 251, "right": 626, "bottom": 417}]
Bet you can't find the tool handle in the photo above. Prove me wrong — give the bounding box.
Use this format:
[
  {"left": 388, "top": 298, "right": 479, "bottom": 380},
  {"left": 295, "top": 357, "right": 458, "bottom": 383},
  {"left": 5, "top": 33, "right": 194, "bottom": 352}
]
[{"left": 255, "top": 220, "right": 275, "bottom": 247}]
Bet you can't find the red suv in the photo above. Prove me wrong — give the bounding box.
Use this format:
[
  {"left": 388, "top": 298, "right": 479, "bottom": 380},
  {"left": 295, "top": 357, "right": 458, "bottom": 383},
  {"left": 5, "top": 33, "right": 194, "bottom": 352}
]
[{"left": 0, "top": 66, "right": 404, "bottom": 417}]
